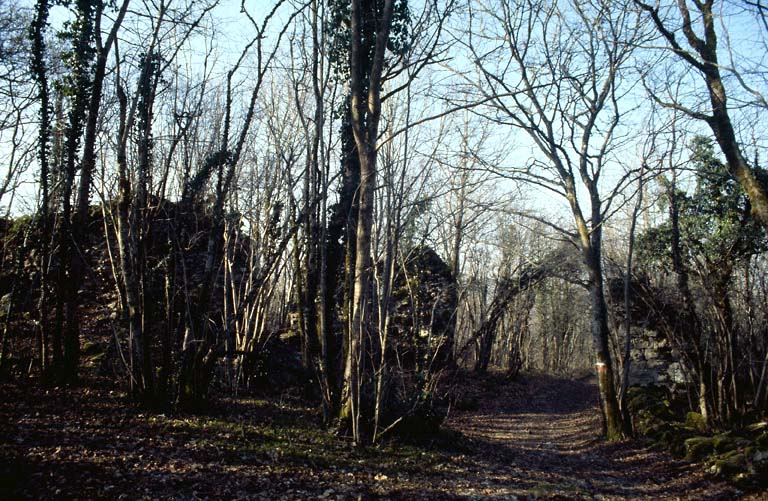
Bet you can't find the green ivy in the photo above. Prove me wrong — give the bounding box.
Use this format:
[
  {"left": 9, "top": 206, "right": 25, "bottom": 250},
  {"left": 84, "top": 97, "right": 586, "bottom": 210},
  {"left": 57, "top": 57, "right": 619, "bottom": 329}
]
[{"left": 638, "top": 136, "right": 767, "bottom": 273}]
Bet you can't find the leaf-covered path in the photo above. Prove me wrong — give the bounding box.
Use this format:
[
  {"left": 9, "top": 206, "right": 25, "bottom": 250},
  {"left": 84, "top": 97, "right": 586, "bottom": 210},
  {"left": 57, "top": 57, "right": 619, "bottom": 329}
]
[
  {"left": 0, "top": 374, "right": 759, "bottom": 499},
  {"left": 443, "top": 373, "right": 744, "bottom": 499}
]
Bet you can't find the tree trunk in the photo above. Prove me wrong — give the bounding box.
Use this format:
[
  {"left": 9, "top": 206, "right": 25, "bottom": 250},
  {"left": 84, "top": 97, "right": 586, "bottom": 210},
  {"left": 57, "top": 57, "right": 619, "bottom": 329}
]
[
  {"left": 336, "top": 115, "right": 361, "bottom": 429},
  {"left": 341, "top": 0, "right": 396, "bottom": 444},
  {"left": 585, "top": 246, "right": 626, "bottom": 441},
  {"left": 619, "top": 173, "right": 644, "bottom": 433},
  {"left": 115, "top": 85, "right": 147, "bottom": 399},
  {"left": 31, "top": 0, "right": 52, "bottom": 376},
  {"left": 344, "top": 141, "right": 376, "bottom": 443},
  {"left": 324, "top": 112, "right": 359, "bottom": 420},
  {"left": 572, "top": 186, "right": 626, "bottom": 440}
]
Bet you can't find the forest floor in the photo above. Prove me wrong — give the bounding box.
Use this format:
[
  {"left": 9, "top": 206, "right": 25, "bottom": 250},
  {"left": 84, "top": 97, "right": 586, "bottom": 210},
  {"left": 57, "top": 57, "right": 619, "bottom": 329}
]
[
  {"left": 0, "top": 372, "right": 761, "bottom": 500},
  {"left": 445, "top": 373, "right": 750, "bottom": 500}
]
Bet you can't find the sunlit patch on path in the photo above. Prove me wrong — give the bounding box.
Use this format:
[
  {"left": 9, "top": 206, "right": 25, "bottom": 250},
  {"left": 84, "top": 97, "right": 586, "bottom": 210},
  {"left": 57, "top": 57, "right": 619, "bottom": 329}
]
[{"left": 444, "top": 373, "right": 746, "bottom": 499}]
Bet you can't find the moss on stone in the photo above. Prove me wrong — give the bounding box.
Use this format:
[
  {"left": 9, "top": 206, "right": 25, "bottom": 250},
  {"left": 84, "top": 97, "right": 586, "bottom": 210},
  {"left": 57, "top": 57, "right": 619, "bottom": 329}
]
[
  {"left": 708, "top": 452, "right": 746, "bottom": 478},
  {"left": 685, "top": 411, "right": 708, "bottom": 433},
  {"left": 755, "top": 431, "right": 768, "bottom": 449},
  {"left": 685, "top": 436, "right": 715, "bottom": 461},
  {"left": 712, "top": 433, "right": 736, "bottom": 454}
]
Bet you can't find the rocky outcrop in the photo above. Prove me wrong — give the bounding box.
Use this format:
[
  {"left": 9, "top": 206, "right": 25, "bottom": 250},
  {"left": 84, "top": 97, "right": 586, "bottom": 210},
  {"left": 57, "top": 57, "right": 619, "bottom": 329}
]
[
  {"left": 390, "top": 246, "right": 458, "bottom": 373},
  {"left": 630, "top": 328, "right": 687, "bottom": 387}
]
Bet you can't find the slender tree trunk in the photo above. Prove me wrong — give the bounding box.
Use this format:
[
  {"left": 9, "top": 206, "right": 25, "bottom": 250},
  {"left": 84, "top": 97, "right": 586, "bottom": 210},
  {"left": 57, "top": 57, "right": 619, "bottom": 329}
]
[
  {"left": 586, "top": 247, "right": 625, "bottom": 441},
  {"left": 570, "top": 184, "right": 626, "bottom": 440},
  {"left": 711, "top": 273, "right": 738, "bottom": 417},
  {"left": 373, "top": 203, "right": 400, "bottom": 440},
  {"left": 325, "top": 111, "right": 359, "bottom": 421},
  {"left": 58, "top": 0, "right": 101, "bottom": 383},
  {"left": 160, "top": 233, "right": 175, "bottom": 402},
  {"left": 31, "top": 0, "right": 52, "bottom": 376},
  {"left": 619, "top": 173, "right": 643, "bottom": 433},
  {"left": 343, "top": 0, "right": 396, "bottom": 443},
  {"left": 309, "top": 0, "right": 333, "bottom": 420},
  {"left": 754, "top": 348, "right": 768, "bottom": 410},
  {"left": 338, "top": 111, "right": 361, "bottom": 429},
  {"left": 301, "top": 151, "right": 319, "bottom": 370},
  {"left": 115, "top": 84, "right": 146, "bottom": 398},
  {"left": 345, "top": 142, "right": 376, "bottom": 442}
]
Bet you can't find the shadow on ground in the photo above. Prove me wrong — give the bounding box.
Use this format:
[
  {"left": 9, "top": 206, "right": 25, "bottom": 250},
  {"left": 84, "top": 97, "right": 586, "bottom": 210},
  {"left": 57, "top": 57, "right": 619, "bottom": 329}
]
[
  {"left": 0, "top": 373, "right": 756, "bottom": 500},
  {"left": 444, "top": 372, "right": 744, "bottom": 499}
]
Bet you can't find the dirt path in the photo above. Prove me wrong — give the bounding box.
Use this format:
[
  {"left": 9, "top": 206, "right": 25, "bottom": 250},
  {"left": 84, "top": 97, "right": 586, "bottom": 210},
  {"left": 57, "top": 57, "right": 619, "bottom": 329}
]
[
  {"left": 443, "top": 373, "right": 744, "bottom": 499},
  {"left": 0, "top": 374, "right": 759, "bottom": 499}
]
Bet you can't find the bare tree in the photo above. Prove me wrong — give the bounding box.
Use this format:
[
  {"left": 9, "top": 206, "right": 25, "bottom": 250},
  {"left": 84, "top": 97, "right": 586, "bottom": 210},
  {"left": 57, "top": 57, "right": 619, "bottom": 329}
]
[
  {"left": 635, "top": 0, "right": 768, "bottom": 231},
  {"left": 460, "top": 0, "right": 646, "bottom": 439}
]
